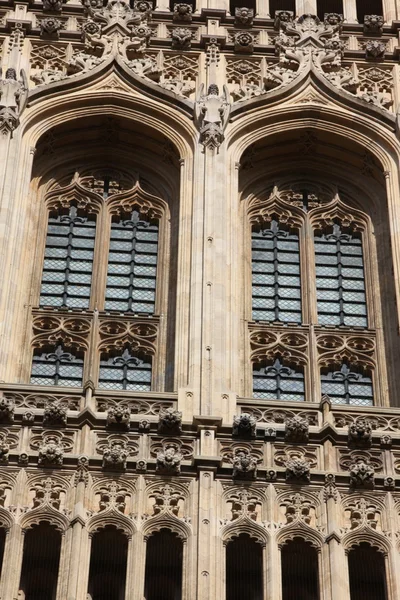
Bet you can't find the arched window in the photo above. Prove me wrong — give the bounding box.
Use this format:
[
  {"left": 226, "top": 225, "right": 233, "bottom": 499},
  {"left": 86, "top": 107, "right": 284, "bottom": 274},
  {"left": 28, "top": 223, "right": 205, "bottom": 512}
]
[
  {"left": 316, "top": 0, "right": 343, "bottom": 20},
  {"left": 253, "top": 358, "right": 305, "bottom": 401},
  {"left": 0, "top": 528, "right": 6, "bottom": 580},
  {"left": 252, "top": 219, "right": 301, "bottom": 324},
  {"left": 226, "top": 534, "right": 263, "bottom": 600},
  {"left": 321, "top": 362, "right": 374, "bottom": 406},
  {"left": 348, "top": 543, "right": 387, "bottom": 600},
  {"left": 98, "top": 346, "right": 152, "bottom": 391},
  {"left": 356, "top": 0, "right": 383, "bottom": 24},
  {"left": 281, "top": 538, "right": 320, "bottom": 600},
  {"left": 230, "top": 0, "right": 256, "bottom": 17},
  {"left": 144, "top": 529, "right": 183, "bottom": 600},
  {"left": 87, "top": 526, "right": 128, "bottom": 600},
  {"left": 269, "top": 0, "right": 296, "bottom": 18},
  {"left": 19, "top": 523, "right": 62, "bottom": 600},
  {"left": 31, "top": 342, "right": 84, "bottom": 387}
]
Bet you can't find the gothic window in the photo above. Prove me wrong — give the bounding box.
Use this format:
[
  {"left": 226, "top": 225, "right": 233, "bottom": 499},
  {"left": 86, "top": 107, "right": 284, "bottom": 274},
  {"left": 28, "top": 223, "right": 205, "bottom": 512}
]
[
  {"left": 314, "top": 224, "right": 367, "bottom": 327},
  {"left": 269, "top": 0, "right": 296, "bottom": 18},
  {"left": 39, "top": 206, "right": 96, "bottom": 309},
  {"left": 316, "top": 0, "right": 343, "bottom": 20},
  {"left": 321, "top": 363, "right": 373, "bottom": 406},
  {"left": 19, "top": 523, "right": 62, "bottom": 600},
  {"left": 226, "top": 534, "right": 263, "bottom": 600},
  {"left": 252, "top": 220, "right": 301, "bottom": 324},
  {"left": 348, "top": 543, "right": 387, "bottom": 600},
  {"left": 98, "top": 347, "right": 152, "bottom": 391},
  {"left": 356, "top": 0, "right": 383, "bottom": 24},
  {"left": 281, "top": 538, "right": 320, "bottom": 600},
  {"left": 105, "top": 210, "right": 159, "bottom": 314},
  {"left": 0, "top": 528, "right": 5, "bottom": 580},
  {"left": 87, "top": 526, "right": 128, "bottom": 600},
  {"left": 30, "top": 343, "right": 84, "bottom": 387},
  {"left": 253, "top": 358, "right": 305, "bottom": 401},
  {"left": 144, "top": 529, "right": 183, "bottom": 600}
]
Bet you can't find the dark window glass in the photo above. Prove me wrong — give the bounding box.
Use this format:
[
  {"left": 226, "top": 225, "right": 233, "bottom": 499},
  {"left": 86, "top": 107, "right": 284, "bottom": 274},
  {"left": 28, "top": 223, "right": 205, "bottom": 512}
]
[
  {"left": 39, "top": 206, "right": 96, "bottom": 309},
  {"left": 226, "top": 534, "right": 263, "bottom": 600},
  {"left": 281, "top": 538, "right": 319, "bottom": 600},
  {"left": 314, "top": 224, "right": 367, "bottom": 327},
  {"left": 144, "top": 529, "right": 183, "bottom": 600},
  {"left": 357, "top": 0, "right": 383, "bottom": 23},
  {"left": 31, "top": 343, "right": 83, "bottom": 387},
  {"left": 348, "top": 543, "right": 387, "bottom": 600},
  {"left": 98, "top": 347, "right": 152, "bottom": 391},
  {"left": 105, "top": 210, "right": 158, "bottom": 314},
  {"left": 321, "top": 363, "right": 373, "bottom": 406},
  {"left": 269, "top": 0, "right": 296, "bottom": 17},
  {"left": 252, "top": 220, "right": 301, "bottom": 324},
  {"left": 87, "top": 527, "right": 128, "bottom": 600},
  {"left": 253, "top": 358, "right": 305, "bottom": 401},
  {"left": 316, "top": 0, "right": 343, "bottom": 20},
  {"left": 19, "top": 523, "right": 61, "bottom": 600}
]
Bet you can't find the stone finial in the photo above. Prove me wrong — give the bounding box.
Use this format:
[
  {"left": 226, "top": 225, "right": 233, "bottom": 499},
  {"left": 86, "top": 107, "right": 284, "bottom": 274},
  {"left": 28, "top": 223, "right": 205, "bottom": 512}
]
[{"left": 233, "top": 413, "right": 257, "bottom": 437}]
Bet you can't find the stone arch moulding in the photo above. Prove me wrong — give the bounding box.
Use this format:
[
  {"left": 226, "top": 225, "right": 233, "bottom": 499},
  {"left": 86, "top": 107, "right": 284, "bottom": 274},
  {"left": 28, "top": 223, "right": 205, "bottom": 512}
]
[
  {"left": 141, "top": 513, "right": 192, "bottom": 541},
  {"left": 87, "top": 510, "right": 136, "bottom": 538},
  {"left": 342, "top": 528, "right": 392, "bottom": 557},
  {"left": 276, "top": 522, "right": 324, "bottom": 551},
  {"left": 19, "top": 509, "right": 70, "bottom": 533},
  {"left": 221, "top": 517, "right": 269, "bottom": 547}
]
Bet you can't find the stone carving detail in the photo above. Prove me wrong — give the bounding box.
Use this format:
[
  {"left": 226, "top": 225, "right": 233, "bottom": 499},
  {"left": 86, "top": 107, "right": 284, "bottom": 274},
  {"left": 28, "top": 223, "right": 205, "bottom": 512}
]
[
  {"left": 286, "top": 456, "right": 311, "bottom": 482},
  {"left": 232, "top": 448, "right": 258, "bottom": 479},
  {"left": 150, "top": 484, "right": 185, "bottom": 516},
  {"left": 158, "top": 407, "right": 182, "bottom": 434},
  {"left": 233, "top": 413, "right": 257, "bottom": 437},
  {"left": 234, "top": 31, "right": 254, "bottom": 53},
  {"left": 323, "top": 473, "right": 339, "bottom": 502},
  {"left": 156, "top": 442, "right": 183, "bottom": 475},
  {"left": 32, "top": 477, "right": 63, "bottom": 509},
  {"left": 348, "top": 418, "right": 372, "bottom": 448},
  {"left": 349, "top": 459, "right": 375, "bottom": 489},
  {"left": 38, "top": 435, "right": 64, "bottom": 466},
  {"left": 173, "top": 3, "right": 193, "bottom": 22},
  {"left": 365, "top": 40, "right": 386, "bottom": 60},
  {"left": 0, "top": 434, "right": 10, "bottom": 464},
  {"left": 43, "top": 401, "right": 68, "bottom": 427},
  {"left": 42, "top": 0, "right": 65, "bottom": 11},
  {"left": 364, "top": 15, "right": 384, "bottom": 35},
  {"left": 0, "top": 68, "right": 28, "bottom": 134},
  {"left": 380, "top": 434, "right": 392, "bottom": 448},
  {"left": 194, "top": 84, "right": 231, "bottom": 151},
  {"left": 384, "top": 476, "right": 395, "bottom": 490},
  {"left": 235, "top": 7, "right": 254, "bottom": 27},
  {"left": 282, "top": 492, "right": 315, "bottom": 525},
  {"left": 171, "top": 27, "right": 192, "bottom": 50},
  {"left": 285, "top": 415, "right": 309, "bottom": 443},
  {"left": 227, "top": 488, "right": 260, "bottom": 521},
  {"left": 102, "top": 439, "right": 129, "bottom": 470},
  {"left": 348, "top": 498, "right": 379, "bottom": 530},
  {"left": 40, "top": 17, "right": 63, "bottom": 38},
  {"left": 106, "top": 405, "right": 131, "bottom": 430},
  {"left": 274, "top": 10, "right": 293, "bottom": 29},
  {"left": 0, "top": 395, "right": 14, "bottom": 423},
  {"left": 98, "top": 481, "right": 128, "bottom": 512}
]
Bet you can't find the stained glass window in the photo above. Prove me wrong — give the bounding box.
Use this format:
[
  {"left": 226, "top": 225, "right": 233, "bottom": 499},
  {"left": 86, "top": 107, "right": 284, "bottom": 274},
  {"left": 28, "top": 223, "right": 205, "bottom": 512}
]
[
  {"left": 105, "top": 210, "right": 159, "bottom": 314},
  {"left": 315, "top": 224, "right": 367, "bottom": 327},
  {"left": 30, "top": 344, "right": 84, "bottom": 387},
  {"left": 253, "top": 358, "right": 305, "bottom": 401},
  {"left": 98, "top": 347, "right": 152, "bottom": 391},
  {"left": 39, "top": 206, "right": 96, "bottom": 309},
  {"left": 252, "top": 220, "right": 301, "bottom": 323},
  {"left": 321, "top": 363, "right": 373, "bottom": 406}
]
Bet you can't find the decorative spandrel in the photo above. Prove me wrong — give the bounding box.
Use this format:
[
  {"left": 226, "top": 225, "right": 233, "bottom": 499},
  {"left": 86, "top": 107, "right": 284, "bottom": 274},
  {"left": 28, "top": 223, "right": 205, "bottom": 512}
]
[
  {"left": 321, "top": 362, "right": 373, "bottom": 406},
  {"left": 253, "top": 358, "right": 305, "bottom": 402},
  {"left": 98, "top": 347, "right": 152, "bottom": 391},
  {"left": 252, "top": 219, "right": 301, "bottom": 324},
  {"left": 31, "top": 344, "right": 84, "bottom": 387},
  {"left": 39, "top": 206, "right": 96, "bottom": 309},
  {"left": 105, "top": 210, "right": 159, "bottom": 314}
]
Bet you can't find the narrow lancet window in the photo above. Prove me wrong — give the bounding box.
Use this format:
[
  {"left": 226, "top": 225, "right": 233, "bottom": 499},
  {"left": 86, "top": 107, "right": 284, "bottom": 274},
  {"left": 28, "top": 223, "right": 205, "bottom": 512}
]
[
  {"left": 98, "top": 346, "right": 152, "bottom": 391},
  {"left": 253, "top": 358, "right": 305, "bottom": 401},
  {"left": 19, "top": 523, "right": 62, "bottom": 600},
  {"left": 356, "top": 0, "right": 383, "bottom": 24},
  {"left": 87, "top": 527, "right": 128, "bottom": 600},
  {"left": 144, "top": 529, "right": 183, "bottom": 600},
  {"left": 348, "top": 543, "right": 387, "bottom": 600},
  {"left": 281, "top": 538, "right": 320, "bottom": 600},
  {"left": 39, "top": 205, "right": 96, "bottom": 309},
  {"left": 321, "top": 362, "right": 373, "bottom": 406},
  {"left": 105, "top": 209, "right": 159, "bottom": 314},
  {"left": 252, "top": 219, "right": 301, "bottom": 324},
  {"left": 226, "top": 534, "right": 263, "bottom": 600},
  {"left": 314, "top": 223, "right": 367, "bottom": 327},
  {"left": 31, "top": 343, "right": 84, "bottom": 387}
]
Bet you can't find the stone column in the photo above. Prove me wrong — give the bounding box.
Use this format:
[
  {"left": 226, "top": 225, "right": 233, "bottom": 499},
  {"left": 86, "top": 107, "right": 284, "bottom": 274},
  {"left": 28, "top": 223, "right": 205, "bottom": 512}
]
[
  {"left": 297, "top": 0, "right": 317, "bottom": 15},
  {"left": 256, "top": 0, "right": 270, "bottom": 18},
  {"left": 2, "top": 524, "right": 24, "bottom": 599},
  {"left": 66, "top": 464, "right": 89, "bottom": 600},
  {"left": 196, "top": 468, "right": 215, "bottom": 600},
  {"left": 326, "top": 534, "right": 350, "bottom": 599},
  {"left": 343, "top": 0, "right": 357, "bottom": 22}
]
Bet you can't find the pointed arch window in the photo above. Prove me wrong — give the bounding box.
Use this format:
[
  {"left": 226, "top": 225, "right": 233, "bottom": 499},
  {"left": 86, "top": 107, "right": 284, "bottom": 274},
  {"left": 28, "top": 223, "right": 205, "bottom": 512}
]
[
  {"left": 144, "top": 529, "right": 184, "bottom": 600},
  {"left": 252, "top": 219, "right": 301, "bottom": 324},
  {"left": 281, "top": 538, "right": 320, "bottom": 600},
  {"left": 98, "top": 346, "right": 152, "bottom": 391},
  {"left": 31, "top": 343, "right": 84, "bottom": 387},
  {"left": 226, "top": 534, "right": 263, "bottom": 600},
  {"left": 87, "top": 526, "right": 128, "bottom": 600},
  {"left": 321, "top": 362, "right": 373, "bottom": 406},
  {"left": 19, "top": 523, "right": 62, "bottom": 600},
  {"left": 253, "top": 358, "right": 305, "bottom": 401},
  {"left": 348, "top": 543, "right": 387, "bottom": 600}
]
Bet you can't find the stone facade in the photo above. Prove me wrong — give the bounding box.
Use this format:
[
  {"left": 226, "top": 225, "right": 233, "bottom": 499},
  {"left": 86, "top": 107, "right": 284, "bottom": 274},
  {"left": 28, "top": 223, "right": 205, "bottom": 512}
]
[{"left": 0, "top": 0, "right": 400, "bottom": 598}]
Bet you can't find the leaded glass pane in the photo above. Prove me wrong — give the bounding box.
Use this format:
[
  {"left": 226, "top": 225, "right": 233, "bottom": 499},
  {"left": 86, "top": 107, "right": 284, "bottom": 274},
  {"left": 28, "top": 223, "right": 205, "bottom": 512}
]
[
  {"left": 31, "top": 344, "right": 83, "bottom": 387},
  {"left": 105, "top": 211, "right": 159, "bottom": 314},
  {"left": 39, "top": 207, "right": 96, "bottom": 309},
  {"left": 253, "top": 358, "right": 305, "bottom": 401},
  {"left": 252, "top": 221, "right": 301, "bottom": 324},
  {"left": 321, "top": 363, "right": 373, "bottom": 406},
  {"left": 314, "top": 225, "right": 367, "bottom": 327},
  {"left": 98, "top": 348, "right": 152, "bottom": 391}
]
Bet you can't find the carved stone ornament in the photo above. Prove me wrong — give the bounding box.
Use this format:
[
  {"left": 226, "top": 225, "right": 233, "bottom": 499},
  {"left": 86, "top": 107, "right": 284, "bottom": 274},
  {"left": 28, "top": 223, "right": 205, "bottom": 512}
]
[
  {"left": 38, "top": 435, "right": 64, "bottom": 466},
  {"left": 99, "top": 481, "right": 127, "bottom": 512},
  {"left": 194, "top": 83, "right": 231, "bottom": 151},
  {"left": 349, "top": 459, "right": 375, "bottom": 489},
  {"left": 106, "top": 405, "right": 131, "bottom": 430},
  {"left": 348, "top": 418, "right": 372, "bottom": 448},
  {"left": 133, "top": 0, "right": 153, "bottom": 13},
  {"left": 265, "top": 469, "right": 277, "bottom": 481},
  {"left": 158, "top": 407, "right": 183, "bottom": 434},
  {"left": 363, "top": 15, "right": 384, "bottom": 34},
  {"left": 40, "top": 17, "right": 63, "bottom": 38},
  {"left": 0, "top": 395, "right": 14, "bottom": 423},
  {"left": 234, "top": 7, "right": 254, "bottom": 27},
  {"left": 33, "top": 477, "right": 63, "bottom": 509},
  {"left": 349, "top": 498, "right": 378, "bottom": 530},
  {"left": 151, "top": 483, "right": 184, "bottom": 516},
  {"left": 234, "top": 31, "right": 254, "bottom": 53},
  {"left": 324, "top": 13, "right": 343, "bottom": 28},
  {"left": 285, "top": 415, "right": 309, "bottom": 443},
  {"left": 156, "top": 443, "right": 183, "bottom": 475},
  {"left": 0, "top": 437, "right": 9, "bottom": 464},
  {"left": 102, "top": 439, "right": 129, "bottom": 470},
  {"left": 365, "top": 40, "right": 386, "bottom": 60},
  {"left": 0, "top": 68, "right": 27, "bottom": 135},
  {"left": 274, "top": 10, "right": 293, "bottom": 30},
  {"left": 232, "top": 449, "right": 258, "bottom": 479},
  {"left": 323, "top": 473, "right": 338, "bottom": 502},
  {"left": 285, "top": 457, "right": 310, "bottom": 483},
  {"left": 43, "top": 401, "right": 68, "bottom": 427},
  {"left": 233, "top": 413, "right": 257, "bottom": 438},
  {"left": 42, "top": 0, "right": 66, "bottom": 11},
  {"left": 173, "top": 3, "right": 193, "bottom": 22},
  {"left": 136, "top": 458, "right": 147, "bottom": 472},
  {"left": 171, "top": 27, "right": 192, "bottom": 50},
  {"left": 384, "top": 476, "right": 395, "bottom": 490},
  {"left": 130, "top": 23, "right": 152, "bottom": 53},
  {"left": 380, "top": 434, "right": 392, "bottom": 448}
]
